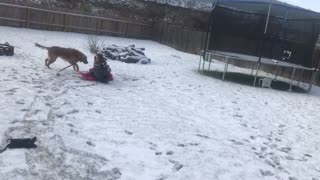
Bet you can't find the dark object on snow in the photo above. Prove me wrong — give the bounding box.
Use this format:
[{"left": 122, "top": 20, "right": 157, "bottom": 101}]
[
  {"left": 0, "top": 42, "right": 14, "bottom": 56},
  {"left": 101, "top": 44, "right": 151, "bottom": 64},
  {"left": 0, "top": 137, "right": 37, "bottom": 154}
]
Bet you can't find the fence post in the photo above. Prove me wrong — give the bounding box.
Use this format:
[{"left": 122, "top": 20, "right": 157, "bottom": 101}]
[
  {"left": 125, "top": 22, "right": 129, "bottom": 37},
  {"left": 64, "top": 14, "right": 68, "bottom": 32},
  {"left": 160, "top": 22, "right": 165, "bottom": 43},
  {"left": 139, "top": 25, "right": 142, "bottom": 39},
  {"left": 26, "top": 7, "right": 30, "bottom": 28},
  {"left": 96, "top": 18, "right": 101, "bottom": 35},
  {"left": 151, "top": 22, "right": 155, "bottom": 41}
]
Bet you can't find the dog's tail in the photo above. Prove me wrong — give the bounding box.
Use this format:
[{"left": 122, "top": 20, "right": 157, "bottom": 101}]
[{"left": 35, "top": 43, "right": 49, "bottom": 50}]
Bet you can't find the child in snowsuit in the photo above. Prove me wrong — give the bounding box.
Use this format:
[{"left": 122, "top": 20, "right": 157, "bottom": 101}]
[{"left": 80, "top": 53, "right": 113, "bottom": 83}]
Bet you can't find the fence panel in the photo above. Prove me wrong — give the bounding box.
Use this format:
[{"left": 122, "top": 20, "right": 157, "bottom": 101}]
[
  {"left": 0, "top": 4, "right": 26, "bottom": 27},
  {"left": 153, "top": 22, "right": 206, "bottom": 54},
  {"left": 28, "top": 9, "right": 65, "bottom": 31}
]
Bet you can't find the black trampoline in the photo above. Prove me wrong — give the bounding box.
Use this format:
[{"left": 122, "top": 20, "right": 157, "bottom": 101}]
[{"left": 199, "top": 0, "right": 320, "bottom": 92}]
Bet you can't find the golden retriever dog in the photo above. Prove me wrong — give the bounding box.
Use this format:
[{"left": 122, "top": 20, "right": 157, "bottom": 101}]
[{"left": 35, "top": 43, "right": 88, "bottom": 71}]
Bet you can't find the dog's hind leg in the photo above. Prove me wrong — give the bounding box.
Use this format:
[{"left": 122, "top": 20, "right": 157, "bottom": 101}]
[
  {"left": 45, "top": 58, "right": 49, "bottom": 67},
  {"left": 46, "top": 58, "right": 57, "bottom": 69}
]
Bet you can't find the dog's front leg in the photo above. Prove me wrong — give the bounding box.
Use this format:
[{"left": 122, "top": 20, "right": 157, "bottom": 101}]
[{"left": 73, "top": 64, "right": 79, "bottom": 72}]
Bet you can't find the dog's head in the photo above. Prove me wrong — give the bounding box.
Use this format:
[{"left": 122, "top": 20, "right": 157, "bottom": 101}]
[{"left": 80, "top": 53, "right": 88, "bottom": 64}]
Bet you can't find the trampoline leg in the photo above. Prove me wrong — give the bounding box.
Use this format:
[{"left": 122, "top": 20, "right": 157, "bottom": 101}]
[
  {"left": 274, "top": 66, "right": 279, "bottom": 80},
  {"left": 251, "top": 65, "right": 254, "bottom": 76},
  {"left": 297, "top": 69, "right": 303, "bottom": 87},
  {"left": 289, "top": 68, "right": 296, "bottom": 92},
  {"left": 198, "top": 55, "right": 202, "bottom": 71},
  {"left": 308, "top": 71, "right": 316, "bottom": 92},
  {"left": 253, "top": 63, "right": 260, "bottom": 87},
  {"left": 201, "top": 53, "right": 207, "bottom": 74},
  {"left": 208, "top": 54, "right": 212, "bottom": 70},
  {"left": 222, "top": 57, "right": 229, "bottom": 81}
]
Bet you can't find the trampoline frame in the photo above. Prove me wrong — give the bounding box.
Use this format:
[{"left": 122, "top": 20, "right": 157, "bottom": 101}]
[{"left": 199, "top": 50, "right": 318, "bottom": 92}]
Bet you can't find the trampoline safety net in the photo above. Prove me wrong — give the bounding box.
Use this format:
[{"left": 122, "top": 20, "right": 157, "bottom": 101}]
[{"left": 208, "top": 0, "right": 320, "bottom": 68}]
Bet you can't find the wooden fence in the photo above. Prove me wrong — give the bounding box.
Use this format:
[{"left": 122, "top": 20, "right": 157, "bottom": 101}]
[
  {"left": 0, "top": 3, "right": 152, "bottom": 39},
  {"left": 0, "top": 3, "right": 206, "bottom": 53},
  {"left": 152, "top": 22, "right": 206, "bottom": 54}
]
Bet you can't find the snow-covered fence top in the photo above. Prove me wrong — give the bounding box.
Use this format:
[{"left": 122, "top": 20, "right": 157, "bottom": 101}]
[{"left": 0, "top": 2, "right": 152, "bottom": 39}]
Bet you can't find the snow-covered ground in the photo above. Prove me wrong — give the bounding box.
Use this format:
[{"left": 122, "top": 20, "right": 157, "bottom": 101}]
[{"left": 0, "top": 26, "right": 320, "bottom": 180}]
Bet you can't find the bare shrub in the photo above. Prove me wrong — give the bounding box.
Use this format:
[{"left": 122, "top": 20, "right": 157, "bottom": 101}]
[{"left": 85, "top": 35, "right": 105, "bottom": 54}]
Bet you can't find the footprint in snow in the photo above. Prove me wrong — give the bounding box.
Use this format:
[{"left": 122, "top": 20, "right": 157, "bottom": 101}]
[
  {"left": 86, "top": 141, "right": 96, "bottom": 147},
  {"left": 304, "top": 154, "right": 312, "bottom": 158},
  {"left": 166, "top": 151, "right": 174, "bottom": 155},
  {"left": 67, "top": 123, "right": 74, "bottom": 127},
  {"left": 230, "top": 139, "right": 244, "bottom": 145},
  {"left": 156, "top": 175, "right": 168, "bottom": 180},
  {"left": 67, "top": 109, "right": 79, "bottom": 115},
  {"left": 178, "top": 143, "right": 199, "bottom": 147},
  {"left": 45, "top": 103, "right": 52, "bottom": 107},
  {"left": 196, "top": 134, "right": 210, "bottom": 139},
  {"left": 241, "top": 123, "right": 248, "bottom": 127},
  {"left": 56, "top": 114, "right": 64, "bottom": 118},
  {"left": 124, "top": 130, "right": 133, "bottom": 135},
  {"left": 289, "top": 177, "right": 298, "bottom": 180},
  {"left": 259, "top": 170, "right": 274, "bottom": 177},
  {"left": 233, "top": 114, "right": 243, "bottom": 118},
  {"left": 169, "top": 160, "right": 183, "bottom": 172},
  {"left": 189, "top": 143, "right": 200, "bottom": 146},
  {"left": 148, "top": 142, "right": 158, "bottom": 151},
  {"left": 70, "top": 129, "right": 79, "bottom": 134},
  {"left": 285, "top": 156, "right": 295, "bottom": 160},
  {"left": 10, "top": 120, "right": 20, "bottom": 124},
  {"left": 278, "top": 124, "right": 286, "bottom": 128},
  {"left": 278, "top": 147, "right": 291, "bottom": 153},
  {"left": 33, "top": 109, "right": 42, "bottom": 115},
  {"left": 20, "top": 80, "right": 30, "bottom": 83},
  {"left": 250, "top": 136, "right": 257, "bottom": 140},
  {"left": 171, "top": 55, "right": 181, "bottom": 59},
  {"left": 51, "top": 87, "right": 60, "bottom": 91},
  {"left": 178, "top": 144, "right": 186, "bottom": 147},
  {"left": 16, "top": 100, "right": 25, "bottom": 105},
  {"left": 95, "top": 110, "right": 102, "bottom": 114}
]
